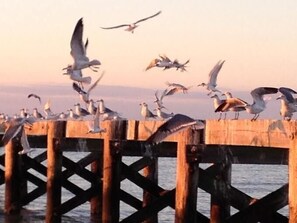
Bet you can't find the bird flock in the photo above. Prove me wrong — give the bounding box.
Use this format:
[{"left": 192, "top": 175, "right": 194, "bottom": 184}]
[{"left": 1, "top": 12, "right": 297, "bottom": 154}]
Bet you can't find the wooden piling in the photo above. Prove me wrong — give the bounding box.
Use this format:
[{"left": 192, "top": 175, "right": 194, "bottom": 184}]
[
  {"left": 102, "top": 120, "right": 125, "bottom": 223},
  {"left": 143, "top": 156, "right": 158, "bottom": 223},
  {"left": 210, "top": 148, "right": 232, "bottom": 223},
  {"left": 4, "top": 140, "right": 22, "bottom": 214},
  {"left": 46, "top": 121, "right": 65, "bottom": 223},
  {"left": 289, "top": 130, "right": 297, "bottom": 223},
  {"left": 175, "top": 127, "right": 200, "bottom": 223}
]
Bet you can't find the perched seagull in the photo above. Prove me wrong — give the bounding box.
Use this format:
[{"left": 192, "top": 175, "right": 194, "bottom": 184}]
[
  {"left": 68, "top": 109, "right": 80, "bottom": 120},
  {"left": 32, "top": 108, "right": 44, "bottom": 119},
  {"left": 28, "top": 93, "right": 41, "bottom": 104},
  {"left": 165, "top": 82, "right": 191, "bottom": 96},
  {"left": 63, "top": 18, "right": 101, "bottom": 73},
  {"left": 211, "top": 94, "right": 226, "bottom": 121},
  {"left": 146, "top": 114, "right": 205, "bottom": 144},
  {"left": 97, "top": 99, "right": 121, "bottom": 120},
  {"left": 197, "top": 60, "right": 225, "bottom": 95},
  {"left": 87, "top": 103, "right": 106, "bottom": 134},
  {"left": 74, "top": 103, "right": 90, "bottom": 118},
  {"left": 154, "top": 107, "right": 174, "bottom": 120},
  {"left": 140, "top": 102, "right": 157, "bottom": 120},
  {"left": 145, "top": 54, "right": 174, "bottom": 71},
  {"left": 172, "top": 59, "right": 190, "bottom": 72},
  {"left": 101, "top": 11, "right": 161, "bottom": 33},
  {"left": 277, "top": 87, "right": 297, "bottom": 121},
  {"left": 222, "top": 92, "right": 246, "bottom": 120},
  {"left": 72, "top": 71, "right": 105, "bottom": 103}
]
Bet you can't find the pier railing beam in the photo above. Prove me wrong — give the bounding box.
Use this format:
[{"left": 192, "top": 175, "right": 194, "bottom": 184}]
[
  {"left": 175, "top": 128, "right": 201, "bottom": 223},
  {"left": 46, "top": 121, "right": 65, "bottom": 223},
  {"left": 102, "top": 120, "right": 125, "bottom": 223},
  {"left": 289, "top": 130, "right": 297, "bottom": 223}
]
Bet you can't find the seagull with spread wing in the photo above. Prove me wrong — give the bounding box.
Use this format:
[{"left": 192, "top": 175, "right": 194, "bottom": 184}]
[
  {"left": 197, "top": 60, "right": 225, "bottom": 95},
  {"left": 101, "top": 11, "right": 161, "bottom": 33},
  {"left": 28, "top": 93, "right": 41, "bottom": 104},
  {"left": 63, "top": 18, "right": 101, "bottom": 74}
]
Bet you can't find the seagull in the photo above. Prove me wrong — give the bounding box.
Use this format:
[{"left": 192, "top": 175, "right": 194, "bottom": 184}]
[
  {"left": 145, "top": 54, "right": 174, "bottom": 71},
  {"left": 32, "top": 108, "right": 44, "bottom": 119},
  {"left": 87, "top": 103, "right": 106, "bottom": 134},
  {"left": 210, "top": 94, "right": 226, "bottom": 121},
  {"left": 165, "top": 82, "right": 191, "bottom": 96},
  {"left": 64, "top": 69, "right": 92, "bottom": 87},
  {"left": 172, "top": 59, "right": 190, "bottom": 72},
  {"left": 197, "top": 60, "right": 225, "bottom": 95},
  {"left": 63, "top": 18, "right": 101, "bottom": 73},
  {"left": 97, "top": 99, "right": 121, "bottom": 120},
  {"left": 154, "top": 89, "right": 168, "bottom": 109},
  {"left": 68, "top": 109, "right": 80, "bottom": 120},
  {"left": 72, "top": 71, "right": 105, "bottom": 103},
  {"left": 221, "top": 92, "right": 246, "bottom": 120},
  {"left": 101, "top": 11, "right": 161, "bottom": 33},
  {"left": 146, "top": 114, "right": 205, "bottom": 144},
  {"left": 154, "top": 107, "right": 174, "bottom": 120},
  {"left": 74, "top": 103, "right": 90, "bottom": 118},
  {"left": 277, "top": 87, "right": 297, "bottom": 121},
  {"left": 140, "top": 102, "right": 157, "bottom": 120},
  {"left": 1, "top": 117, "right": 35, "bottom": 147},
  {"left": 28, "top": 93, "right": 41, "bottom": 104}
]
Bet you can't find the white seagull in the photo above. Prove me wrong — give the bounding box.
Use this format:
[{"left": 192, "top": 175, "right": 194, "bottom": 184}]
[
  {"left": 277, "top": 87, "right": 297, "bottom": 121},
  {"left": 140, "top": 102, "right": 157, "bottom": 120},
  {"left": 63, "top": 18, "right": 101, "bottom": 73},
  {"left": 197, "top": 60, "right": 225, "bottom": 95},
  {"left": 145, "top": 54, "right": 174, "bottom": 71},
  {"left": 101, "top": 11, "right": 161, "bottom": 33}
]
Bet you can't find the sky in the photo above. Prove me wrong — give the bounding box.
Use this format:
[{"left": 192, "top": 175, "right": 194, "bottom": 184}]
[{"left": 1, "top": 1, "right": 297, "bottom": 119}]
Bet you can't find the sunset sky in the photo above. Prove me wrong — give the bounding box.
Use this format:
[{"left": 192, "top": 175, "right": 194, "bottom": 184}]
[{"left": 1, "top": 1, "right": 297, "bottom": 119}]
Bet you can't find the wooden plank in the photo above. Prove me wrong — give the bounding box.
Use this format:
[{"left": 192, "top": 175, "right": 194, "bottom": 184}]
[
  {"left": 46, "top": 121, "right": 65, "bottom": 223},
  {"left": 205, "top": 120, "right": 295, "bottom": 148},
  {"left": 25, "top": 120, "right": 49, "bottom": 135},
  {"left": 65, "top": 120, "right": 106, "bottom": 139},
  {"left": 289, "top": 127, "right": 297, "bottom": 223}
]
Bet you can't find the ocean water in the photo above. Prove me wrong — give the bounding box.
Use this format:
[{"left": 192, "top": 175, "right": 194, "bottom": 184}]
[{"left": 0, "top": 149, "right": 288, "bottom": 222}]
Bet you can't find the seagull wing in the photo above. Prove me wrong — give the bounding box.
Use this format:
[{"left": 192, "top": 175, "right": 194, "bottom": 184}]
[
  {"left": 134, "top": 11, "right": 162, "bottom": 24},
  {"left": 145, "top": 59, "right": 159, "bottom": 71},
  {"left": 251, "top": 87, "right": 278, "bottom": 103},
  {"left": 208, "top": 60, "right": 225, "bottom": 87},
  {"left": 215, "top": 98, "right": 248, "bottom": 113},
  {"left": 146, "top": 114, "right": 204, "bottom": 144},
  {"left": 2, "top": 120, "right": 24, "bottom": 146},
  {"left": 87, "top": 71, "right": 105, "bottom": 94},
  {"left": 70, "top": 18, "right": 88, "bottom": 61},
  {"left": 101, "top": 24, "right": 130, "bottom": 29},
  {"left": 279, "top": 87, "right": 297, "bottom": 103},
  {"left": 72, "top": 82, "right": 87, "bottom": 95}
]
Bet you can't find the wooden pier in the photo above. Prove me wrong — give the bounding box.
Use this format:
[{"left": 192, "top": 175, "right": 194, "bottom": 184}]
[{"left": 0, "top": 119, "right": 296, "bottom": 222}]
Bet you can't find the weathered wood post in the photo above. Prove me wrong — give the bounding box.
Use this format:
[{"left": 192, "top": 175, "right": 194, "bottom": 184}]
[
  {"left": 4, "top": 140, "right": 23, "bottom": 214},
  {"left": 210, "top": 147, "right": 232, "bottom": 223},
  {"left": 46, "top": 121, "right": 65, "bottom": 223},
  {"left": 175, "top": 127, "right": 201, "bottom": 223},
  {"left": 289, "top": 127, "right": 297, "bottom": 223},
  {"left": 102, "top": 120, "right": 125, "bottom": 223},
  {"left": 90, "top": 148, "right": 103, "bottom": 218},
  {"left": 143, "top": 156, "right": 158, "bottom": 223}
]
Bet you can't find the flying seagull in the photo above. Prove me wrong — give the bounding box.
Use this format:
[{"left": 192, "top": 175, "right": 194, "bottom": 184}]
[
  {"left": 63, "top": 18, "right": 101, "bottom": 73},
  {"left": 146, "top": 114, "right": 204, "bottom": 144},
  {"left": 101, "top": 11, "right": 161, "bottom": 33},
  {"left": 197, "top": 60, "right": 225, "bottom": 95},
  {"left": 28, "top": 93, "right": 41, "bottom": 104}
]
